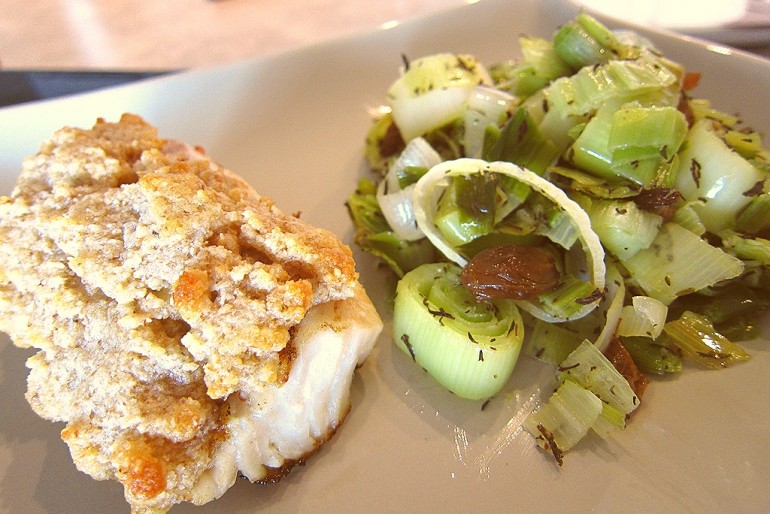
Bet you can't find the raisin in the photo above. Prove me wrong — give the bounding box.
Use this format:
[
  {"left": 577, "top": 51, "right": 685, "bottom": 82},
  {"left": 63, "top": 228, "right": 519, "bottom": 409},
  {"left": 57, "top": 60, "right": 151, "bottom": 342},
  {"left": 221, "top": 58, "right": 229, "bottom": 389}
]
[
  {"left": 634, "top": 188, "right": 682, "bottom": 221},
  {"left": 460, "top": 245, "right": 560, "bottom": 301},
  {"left": 604, "top": 338, "right": 649, "bottom": 400}
]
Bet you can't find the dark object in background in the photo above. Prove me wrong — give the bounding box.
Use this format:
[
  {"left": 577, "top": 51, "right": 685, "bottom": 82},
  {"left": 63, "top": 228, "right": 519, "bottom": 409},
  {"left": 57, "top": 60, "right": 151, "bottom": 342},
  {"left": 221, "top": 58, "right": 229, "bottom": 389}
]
[{"left": 0, "top": 70, "right": 172, "bottom": 107}]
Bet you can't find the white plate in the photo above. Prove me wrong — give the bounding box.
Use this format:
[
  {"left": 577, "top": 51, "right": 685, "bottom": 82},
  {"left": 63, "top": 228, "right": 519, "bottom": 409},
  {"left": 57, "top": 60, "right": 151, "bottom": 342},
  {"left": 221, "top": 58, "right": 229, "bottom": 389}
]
[{"left": 1, "top": 0, "right": 769, "bottom": 512}]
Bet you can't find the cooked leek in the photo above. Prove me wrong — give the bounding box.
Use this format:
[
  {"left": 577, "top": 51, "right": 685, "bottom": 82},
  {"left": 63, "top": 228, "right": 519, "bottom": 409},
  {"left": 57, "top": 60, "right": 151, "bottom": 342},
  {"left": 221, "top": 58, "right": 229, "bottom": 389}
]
[
  {"left": 494, "top": 36, "right": 572, "bottom": 98},
  {"left": 621, "top": 336, "right": 682, "bottom": 375},
  {"left": 553, "top": 15, "right": 614, "bottom": 70},
  {"left": 523, "top": 379, "right": 602, "bottom": 460},
  {"left": 735, "top": 192, "right": 770, "bottom": 235},
  {"left": 463, "top": 86, "right": 515, "bottom": 159},
  {"left": 570, "top": 102, "right": 685, "bottom": 185},
  {"left": 674, "top": 120, "right": 766, "bottom": 233},
  {"left": 557, "top": 340, "right": 640, "bottom": 417},
  {"left": 387, "top": 53, "right": 492, "bottom": 142},
  {"left": 484, "top": 107, "right": 561, "bottom": 175},
  {"left": 393, "top": 262, "right": 524, "bottom": 400},
  {"left": 583, "top": 197, "right": 662, "bottom": 260},
  {"left": 348, "top": 12, "right": 770, "bottom": 464},
  {"left": 526, "top": 319, "right": 582, "bottom": 364},
  {"left": 608, "top": 105, "right": 688, "bottom": 165},
  {"left": 623, "top": 222, "right": 744, "bottom": 304},
  {"left": 721, "top": 229, "right": 770, "bottom": 265},
  {"left": 413, "top": 158, "right": 606, "bottom": 321},
  {"left": 433, "top": 171, "right": 497, "bottom": 246},
  {"left": 346, "top": 178, "right": 438, "bottom": 277},
  {"left": 617, "top": 296, "right": 668, "bottom": 339},
  {"left": 524, "top": 338, "right": 639, "bottom": 462},
  {"left": 377, "top": 137, "right": 442, "bottom": 241},
  {"left": 545, "top": 54, "right": 681, "bottom": 121},
  {"left": 662, "top": 311, "right": 751, "bottom": 369}
]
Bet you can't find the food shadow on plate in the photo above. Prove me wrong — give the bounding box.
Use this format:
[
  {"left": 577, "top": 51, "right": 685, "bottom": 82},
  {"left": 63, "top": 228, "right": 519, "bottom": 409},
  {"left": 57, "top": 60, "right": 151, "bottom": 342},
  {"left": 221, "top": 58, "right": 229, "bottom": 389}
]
[{"left": 0, "top": 336, "right": 122, "bottom": 513}]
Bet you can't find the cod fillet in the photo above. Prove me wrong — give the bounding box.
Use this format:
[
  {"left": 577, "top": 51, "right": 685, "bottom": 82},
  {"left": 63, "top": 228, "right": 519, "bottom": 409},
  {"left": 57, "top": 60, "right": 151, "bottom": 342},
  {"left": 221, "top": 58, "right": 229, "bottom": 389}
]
[{"left": 0, "top": 114, "right": 382, "bottom": 513}]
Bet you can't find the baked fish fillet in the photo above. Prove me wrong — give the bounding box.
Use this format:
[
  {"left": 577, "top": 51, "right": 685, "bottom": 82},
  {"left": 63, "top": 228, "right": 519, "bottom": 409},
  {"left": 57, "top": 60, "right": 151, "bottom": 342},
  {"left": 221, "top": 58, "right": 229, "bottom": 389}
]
[{"left": 0, "top": 114, "right": 382, "bottom": 513}]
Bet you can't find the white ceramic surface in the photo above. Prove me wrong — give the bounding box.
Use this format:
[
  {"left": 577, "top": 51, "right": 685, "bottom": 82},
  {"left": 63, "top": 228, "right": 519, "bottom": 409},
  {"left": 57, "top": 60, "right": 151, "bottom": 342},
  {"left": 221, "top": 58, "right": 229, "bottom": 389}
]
[
  {"left": 574, "top": 0, "right": 770, "bottom": 47},
  {"left": 1, "top": 0, "right": 768, "bottom": 512}
]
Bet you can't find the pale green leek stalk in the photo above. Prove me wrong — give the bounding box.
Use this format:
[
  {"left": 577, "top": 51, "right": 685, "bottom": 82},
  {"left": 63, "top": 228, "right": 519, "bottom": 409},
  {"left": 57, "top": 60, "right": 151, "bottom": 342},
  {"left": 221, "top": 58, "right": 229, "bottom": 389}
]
[
  {"left": 616, "top": 296, "right": 668, "bottom": 339},
  {"left": 621, "top": 336, "right": 683, "bottom": 375},
  {"left": 570, "top": 102, "right": 686, "bottom": 185},
  {"left": 387, "top": 53, "right": 493, "bottom": 142},
  {"left": 721, "top": 229, "right": 770, "bottom": 265},
  {"left": 463, "top": 86, "right": 515, "bottom": 159},
  {"left": 674, "top": 119, "right": 766, "bottom": 233},
  {"left": 662, "top": 311, "right": 751, "bottom": 369},
  {"left": 557, "top": 340, "right": 640, "bottom": 417},
  {"left": 524, "top": 339, "right": 639, "bottom": 460},
  {"left": 377, "top": 137, "right": 442, "bottom": 241},
  {"left": 735, "top": 192, "right": 770, "bottom": 235},
  {"left": 523, "top": 379, "right": 602, "bottom": 456},
  {"left": 582, "top": 197, "right": 663, "bottom": 260},
  {"left": 393, "top": 262, "right": 524, "bottom": 400},
  {"left": 623, "top": 222, "right": 744, "bottom": 304},
  {"left": 545, "top": 54, "right": 682, "bottom": 120}
]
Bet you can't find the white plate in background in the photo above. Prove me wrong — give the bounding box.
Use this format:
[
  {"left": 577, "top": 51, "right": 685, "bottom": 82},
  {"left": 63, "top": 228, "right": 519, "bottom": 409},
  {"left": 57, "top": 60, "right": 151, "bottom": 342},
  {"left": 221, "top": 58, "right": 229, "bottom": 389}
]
[
  {"left": 574, "top": 0, "right": 770, "bottom": 47},
  {"left": 0, "top": 0, "right": 768, "bottom": 512}
]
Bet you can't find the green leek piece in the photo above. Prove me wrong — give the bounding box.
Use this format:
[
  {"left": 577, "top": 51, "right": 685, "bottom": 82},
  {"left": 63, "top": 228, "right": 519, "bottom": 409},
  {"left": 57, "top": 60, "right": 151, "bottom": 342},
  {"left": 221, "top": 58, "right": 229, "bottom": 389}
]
[
  {"left": 721, "top": 229, "right": 770, "bottom": 265},
  {"left": 669, "top": 283, "right": 770, "bottom": 328},
  {"left": 569, "top": 102, "right": 646, "bottom": 183},
  {"left": 662, "top": 311, "right": 751, "bottom": 369},
  {"left": 674, "top": 119, "right": 766, "bottom": 233},
  {"left": 537, "top": 274, "right": 600, "bottom": 321},
  {"left": 463, "top": 86, "right": 514, "bottom": 159},
  {"left": 570, "top": 102, "right": 684, "bottom": 185},
  {"left": 522, "top": 89, "right": 586, "bottom": 156},
  {"left": 393, "top": 262, "right": 524, "bottom": 400},
  {"left": 523, "top": 379, "right": 603, "bottom": 456},
  {"left": 591, "top": 402, "right": 628, "bottom": 438},
  {"left": 724, "top": 129, "right": 770, "bottom": 162},
  {"left": 387, "top": 53, "right": 492, "bottom": 142},
  {"left": 498, "top": 36, "right": 572, "bottom": 97},
  {"left": 616, "top": 296, "right": 668, "bottom": 339},
  {"left": 363, "top": 232, "right": 441, "bottom": 277},
  {"left": 398, "top": 166, "right": 429, "bottom": 189},
  {"left": 552, "top": 13, "right": 618, "bottom": 70},
  {"left": 585, "top": 198, "right": 662, "bottom": 260},
  {"left": 688, "top": 98, "right": 740, "bottom": 129},
  {"left": 548, "top": 166, "right": 640, "bottom": 199},
  {"left": 608, "top": 105, "right": 688, "bottom": 164},
  {"left": 545, "top": 55, "right": 681, "bottom": 121},
  {"left": 434, "top": 173, "right": 497, "bottom": 246},
  {"left": 525, "top": 318, "right": 582, "bottom": 364},
  {"left": 620, "top": 336, "right": 682, "bottom": 375},
  {"left": 557, "top": 339, "right": 640, "bottom": 416},
  {"left": 623, "top": 222, "right": 744, "bottom": 304},
  {"left": 672, "top": 201, "right": 706, "bottom": 236},
  {"left": 735, "top": 192, "right": 770, "bottom": 235},
  {"left": 346, "top": 178, "right": 438, "bottom": 277},
  {"left": 365, "top": 111, "right": 404, "bottom": 175},
  {"left": 484, "top": 107, "right": 560, "bottom": 175}
]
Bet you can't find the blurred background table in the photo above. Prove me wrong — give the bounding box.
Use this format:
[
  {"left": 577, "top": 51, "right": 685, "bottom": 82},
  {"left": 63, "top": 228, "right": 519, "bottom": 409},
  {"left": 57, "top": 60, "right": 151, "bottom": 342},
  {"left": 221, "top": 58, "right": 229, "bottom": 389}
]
[
  {"left": 2, "top": 0, "right": 770, "bottom": 106},
  {"left": 0, "top": 0, "right": 468, "bottom": 70}
]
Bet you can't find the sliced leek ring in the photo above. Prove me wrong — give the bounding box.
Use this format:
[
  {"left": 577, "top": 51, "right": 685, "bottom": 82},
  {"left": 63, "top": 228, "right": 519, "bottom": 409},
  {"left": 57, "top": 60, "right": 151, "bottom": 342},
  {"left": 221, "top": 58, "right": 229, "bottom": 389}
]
[
  {"left": 393, "top": 262, "right": 523, "bottom": 400},
  {"left": 413, "top": 158, "right": 606, "bottom": 322}
]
